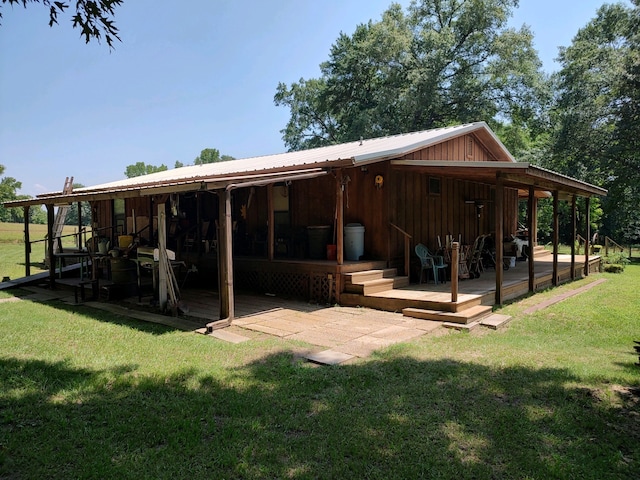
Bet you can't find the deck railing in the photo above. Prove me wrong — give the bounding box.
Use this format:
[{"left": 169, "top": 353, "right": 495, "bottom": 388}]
[{"left": 389, "top": 223, "right": 412, "bottom": 277}]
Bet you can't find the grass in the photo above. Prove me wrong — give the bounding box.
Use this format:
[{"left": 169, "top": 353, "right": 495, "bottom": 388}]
[
  {"left": 0, "top": 222, "right": 84, "bottom": 281},
  {"left": 1, "top": 262, "right": 639, "bottom": 479}
]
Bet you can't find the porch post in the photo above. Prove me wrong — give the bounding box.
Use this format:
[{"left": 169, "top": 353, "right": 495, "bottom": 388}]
[
  {"left": 267, "top": 184, "right": 274, "bottom": 261},
  {"left": 157, "top": 203, "right": 167, "bottom": 309},
  {"left": 451, "top": 242, "right": 459, "bottom": 303},
  {"left": 552, "top": 190, "right": 559, "bottom": 286},
  {"left": 527, "top": 187, "right": 535, "bottom": 292},
  {"left": 336, "top": 170, "right": 344, "bottom": 265},
  {"left": 495, "top": 176, "right": 504, "bottom": 305},
  {"left": 24, "top": 206, "right": 31, "bottom": 277},
  {"left": 47, "top": 204, "right": 55, "bottom": 288},
  {"left": 77, "top": 201, "right": 83, "bottom": 250},
  {"left": 218, "top": 188, "right": 235, "bottom": 320},
  {"left": 571, "top": 195, "right": 577, "bottom": 280},
  {"left": 584, "top": 196, "right": 591, "bottom": 276}
]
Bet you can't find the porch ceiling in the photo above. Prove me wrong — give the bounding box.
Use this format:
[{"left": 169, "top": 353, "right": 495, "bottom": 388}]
[{"left": 391, "top": 160, "right": 607, "bottom": 198}]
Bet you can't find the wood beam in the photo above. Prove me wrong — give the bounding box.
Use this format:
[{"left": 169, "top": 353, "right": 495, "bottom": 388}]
[
  {"left": 495, "top": 176, "right": 504, "bottom": 305},
  {"left": 571, "top": 195, "right": 577, "bottom": 280},
  {"left": 24, "top": 206, "right": 31, "bottom": 277},
  {"left": 584, "top": 196, "right": 591, "bottom": 277},
  {"left": 157, "top": 203, "right": 167, "bottom": 309},
  {"left": 552, "top": 191, "right": 559, "bottom": 286},
  {"left": 336, "top": 170, "right": 344, "bottom": 266},
  {"left": 218, "top": 188, "right": 235, "bottom": 320},
  {"left": 267, "top": 184, "right": 274, "bottom": 261},
  {"left": 527, "top": 187, "right": 535, "bottom": 292},
  {"left": 47, "top": 204, "right": 55, "bottom": 288}
]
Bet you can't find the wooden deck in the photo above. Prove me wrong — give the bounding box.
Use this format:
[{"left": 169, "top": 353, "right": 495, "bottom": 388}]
[{"left": 340, "top": 251, "right": 602, "bottom": 316}]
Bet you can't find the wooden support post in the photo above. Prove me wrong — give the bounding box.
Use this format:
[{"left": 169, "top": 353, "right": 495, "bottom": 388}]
[
  {"left": 24, "top": 206, "right": 31, "bottom": 277},
  {"left": 571, "top": 195, "right": 576, "bottom": 280},
  {"left": 157, "top": 203, "right": 167, "bottom": 310},
  {"left": 267, "top": 183, "right": 274, "bottom": 261},
  {"left": 495, "top": 176, "right": 504, "bottom": 305},
  {"left": 451, "top": 242, "right": 459, "bottom": 303},
  {"left": 527, "top": 187, "right": 535, "bottom": 292},
  {"left": 552, "top": 190, "right": 559, "bottom": 286},
  {"left": 218, "top": 188, "right": 235, "bottom": 320},
  {"left": 77, "top": 201, "right": 83, "bottom": 250},
  {"left": 584, "top": 196, "right": 591, "bottom": 276},
  {"left": 336, "top": 170, "right": 344, "bottom": 266},
  {"left": 47, "top": 204, "right": 55, "bottom": 288}
]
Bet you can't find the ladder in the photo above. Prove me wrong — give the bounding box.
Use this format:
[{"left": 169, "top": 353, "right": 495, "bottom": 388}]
[{"left": 52, "top": 177, "right": 74, "bottom": 254}]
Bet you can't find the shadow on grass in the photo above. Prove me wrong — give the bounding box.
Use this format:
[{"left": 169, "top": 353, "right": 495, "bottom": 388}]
[{"left": 1, "top": 354, "right": 638, "bottom": 479}]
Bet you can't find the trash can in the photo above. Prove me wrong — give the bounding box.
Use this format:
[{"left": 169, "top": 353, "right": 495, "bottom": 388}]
[
  {"left": 307, "top": 226, "right": 331, "bottom": 259},
  {"left": 344, "top": 223, "right": 365, "bottom": 261}
]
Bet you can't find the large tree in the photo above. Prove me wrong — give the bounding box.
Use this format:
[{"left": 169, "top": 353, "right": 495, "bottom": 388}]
[
  {"left": 275, "top": 0, "right": 549, "bottom": 153},
  {"left": 0, "top": 0, "right": 122, "bottom": 48},
  {"left": 549, "top": 1, "right": 639, "bottom": 241}
]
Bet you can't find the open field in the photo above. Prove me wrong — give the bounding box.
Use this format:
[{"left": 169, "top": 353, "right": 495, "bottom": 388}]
[
  {"left": 0, "top": 222, "right": 86, "bottom": 280},
  {"left": 0, "top": 259, "right": 638, "bottom": 478}
]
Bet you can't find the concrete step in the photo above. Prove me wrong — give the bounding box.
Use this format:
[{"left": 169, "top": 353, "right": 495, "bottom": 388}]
[
  {"left": 344, "top": 268, "right": 398, "bottom": 285},
  {"left": 402, "top": 304, "right": 493, "bottom": 324}
]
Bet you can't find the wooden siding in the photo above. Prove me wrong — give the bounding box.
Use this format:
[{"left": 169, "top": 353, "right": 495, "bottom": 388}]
[{"left": 402, "top": 134, "right": 495, "bottom": 162}]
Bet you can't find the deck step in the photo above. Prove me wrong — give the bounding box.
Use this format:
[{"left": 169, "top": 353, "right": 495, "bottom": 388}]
[
  {"left": 402, "top": 304, "right": 493, "bottom": 324},
  {"left": 480, "top": 313, "right": 513, "bottom": 329},
  {"left": 533, "top": 245, "right": 551, "bottom": 257},
  {"left": 443, "top": 320, "right": 482, "bottom": 331},
  {"left": 345, "top": 277, "right": 396, "bottom": 295},
  {"left": 344, "top": 268, "right": 398, "bottom": 285}
]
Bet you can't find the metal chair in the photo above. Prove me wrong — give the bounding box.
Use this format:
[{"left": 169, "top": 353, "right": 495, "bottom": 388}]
[{"left": 415, "top": 243, "right": 448, "bottom": 284}]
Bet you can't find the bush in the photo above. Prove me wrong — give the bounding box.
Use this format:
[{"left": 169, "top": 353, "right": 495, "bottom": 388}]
[
  {"left": 603, "top": 264, "right": 625, "bottom": 273},
  {"left": 600, "top": 251, "right": 630, "bottom": 272}
]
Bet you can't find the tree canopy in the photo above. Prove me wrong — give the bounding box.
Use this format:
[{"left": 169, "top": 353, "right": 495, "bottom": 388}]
[
  {"left": 0, "top": 0, "right": 122, "bottom": 48},
  {"left": 193, "top": 148, "right": 235, "bottom": 165},
  {"left": 124, "top": 162, "right": 168, "bottom": 179},
  {"left": 274, "top": 0, "right": 549, "bottom": 152}
]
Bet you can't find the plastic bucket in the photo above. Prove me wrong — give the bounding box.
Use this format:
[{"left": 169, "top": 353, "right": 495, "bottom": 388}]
[
  {"left": 307, "top": 226, "right": 331, "bottom": 259},
  {"left": 344, "top": 223, "right": 365, "bottom": 261},
  {"left": 118, "top": 235, "right": 134, "bottom": 249}
]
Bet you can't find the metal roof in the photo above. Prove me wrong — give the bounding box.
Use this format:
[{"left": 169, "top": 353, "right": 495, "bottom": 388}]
[
  {"left": 49, "top": 122, "right": 504, "bottom": 197},
  {"left": 4, "top": 121, "right": 606, "bottom": 207}
]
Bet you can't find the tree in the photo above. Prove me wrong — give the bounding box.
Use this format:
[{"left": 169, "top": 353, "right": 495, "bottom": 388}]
[
  {"left": 0, "top": 164, "right": 23, "bottom": 222},
  {"left": 274, "top": 0, "right": 549, "bottom": 152},
  {"left": 124, "top": 162, "right": 168, "bottom": 178},
  {"left": 193, "top": 148, "right": 234, "bottom": 165},
  {"left": 549, "top": 2, "right": 638, "bottom": 241},
  {"left": 0, "top": 0, "right": 122, "bottom": 48}
]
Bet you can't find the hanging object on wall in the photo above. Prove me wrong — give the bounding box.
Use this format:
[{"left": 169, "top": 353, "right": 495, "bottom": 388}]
[{"left": 374, "top": 175, "right": 384, "bottom": 189}]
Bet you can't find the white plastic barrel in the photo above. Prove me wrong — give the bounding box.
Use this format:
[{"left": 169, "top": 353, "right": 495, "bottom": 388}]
[{"left": 344, "top": 223, "right": 365, "bottom": 261}]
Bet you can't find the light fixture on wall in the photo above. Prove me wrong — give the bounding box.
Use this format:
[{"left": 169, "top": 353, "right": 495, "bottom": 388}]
[{"left": 374, "top": 175, "right": 384, "bottom": 189}]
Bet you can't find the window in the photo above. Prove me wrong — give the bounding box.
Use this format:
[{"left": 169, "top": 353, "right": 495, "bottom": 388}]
[{"left": 429, "top": 177, "right": 441, "bottom": 196}]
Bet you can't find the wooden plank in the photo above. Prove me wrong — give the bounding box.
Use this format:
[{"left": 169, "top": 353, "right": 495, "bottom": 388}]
[
  {"left": 528, "top": 187, "right": 535, "bottom": 292},
  {"left": 495, "top": 176, "right": 504, "bottom": 305},
  {"left": 157, "top": 203, "right": 167, "bottom": 309},
  {"left": 552, "top": 191, "right": 559, "bottom": 286}
]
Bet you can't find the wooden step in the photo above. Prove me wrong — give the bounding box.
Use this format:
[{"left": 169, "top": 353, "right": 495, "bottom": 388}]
[
  {"left": 345, "top": 277, "right": 396, "bottom": 295},
  {"left": 402, "top": 304, "right": 493, "bottom": 324},
  {"left": 344, "top": 268, "right": 398, "bottom": 285},
  {"left": 533, "top": 245, "right": 551, "bottom": 257}
]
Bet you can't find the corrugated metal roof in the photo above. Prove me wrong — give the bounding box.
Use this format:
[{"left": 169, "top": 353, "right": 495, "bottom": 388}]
[{"left": 60, "top": 122, "right": 499, "bottom": 197}]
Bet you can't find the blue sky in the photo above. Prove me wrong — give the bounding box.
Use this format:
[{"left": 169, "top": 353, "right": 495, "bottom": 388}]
[{"left": 0, "top": 0, "right": 623, "bottom": 197}]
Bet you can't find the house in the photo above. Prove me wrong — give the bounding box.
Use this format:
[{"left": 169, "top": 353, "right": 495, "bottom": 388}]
[{"left": 5, "top": 122, "right": 607, "bottom": 326}]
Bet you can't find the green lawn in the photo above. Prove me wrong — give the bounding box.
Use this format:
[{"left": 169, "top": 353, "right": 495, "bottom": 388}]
[
  {"left": 1, "top": 231, "right": 639, "bottom": 478},
  {"left": 0, "top": 222, "right": 85, "bottom": 280}
]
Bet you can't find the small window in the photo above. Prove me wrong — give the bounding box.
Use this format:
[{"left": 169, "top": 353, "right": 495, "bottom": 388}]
[
  {"left": 429, "top": 177, "right": 441, "bottom": 196},
  {"left": 467, "top": 136, "right": 474, "bottom": 158}
]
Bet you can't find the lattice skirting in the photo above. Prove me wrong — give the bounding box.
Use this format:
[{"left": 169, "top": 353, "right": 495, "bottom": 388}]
[{"left": 235, "top": 269, "right": 337, "bottom": 303}]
